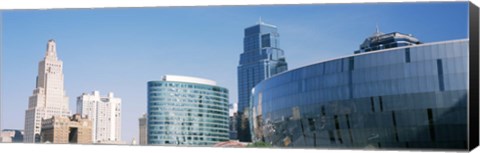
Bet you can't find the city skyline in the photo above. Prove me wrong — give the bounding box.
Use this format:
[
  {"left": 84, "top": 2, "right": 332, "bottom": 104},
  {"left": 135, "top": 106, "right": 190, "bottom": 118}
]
[{"left": 1, "top": 2, "right": 469, "bottom": 142}]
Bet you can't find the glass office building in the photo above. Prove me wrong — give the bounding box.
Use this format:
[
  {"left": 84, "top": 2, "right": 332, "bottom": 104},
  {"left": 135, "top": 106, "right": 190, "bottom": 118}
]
[
  {"left": 250, "top": 39, "right": 469, "bottom": 149},
  {"left": 147, "top": 75, "right": 230, "bottom": 146},
  {"left": 237, "top": 20, "right": 288, "bottom": 142}
]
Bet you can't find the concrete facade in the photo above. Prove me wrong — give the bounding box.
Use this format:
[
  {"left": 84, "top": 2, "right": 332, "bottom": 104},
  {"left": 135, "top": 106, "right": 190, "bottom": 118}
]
[
  {"left": 139, "top": 113, "right": 147, "bottom": 145},
  {"left": 0, "top": 129, "right": 24, "bottom": 143},
  {"left": 24, "top": 39, "right": 71, "bottom": 143},
  {"left": 40, "top": 114, "right": 92, "bottom": 144},
  {"left": 77, "top": 91, "right": 121, "bottom": 144}
]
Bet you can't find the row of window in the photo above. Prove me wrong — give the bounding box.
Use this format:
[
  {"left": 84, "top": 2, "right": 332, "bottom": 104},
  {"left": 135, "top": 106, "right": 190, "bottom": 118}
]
[
  {"left": 148, "top": 93, "right": 228, "bottom": 101},
  {"left": 148, "top": 101, "right": 228, "bottom": 110},
  {"left": 148, "top": 116, "right": 228, "bottom": 124},
  {"left": 148, "top": 112, "right": 227, "bottom": 121},
  {"left": 148, "top": 121, "right": 228, "bottom": 128},
  {"left": 148, "top": 82, "right": 228, "bottom": 93}
]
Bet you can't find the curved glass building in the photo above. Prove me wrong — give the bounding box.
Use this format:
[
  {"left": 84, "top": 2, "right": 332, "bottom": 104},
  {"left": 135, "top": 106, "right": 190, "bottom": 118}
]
[
  {"left": 147, "top": 75, "right": 230, "bottom": 146},
  {"left": 250, "top": 39, "right": 469, "bottom": 149}
]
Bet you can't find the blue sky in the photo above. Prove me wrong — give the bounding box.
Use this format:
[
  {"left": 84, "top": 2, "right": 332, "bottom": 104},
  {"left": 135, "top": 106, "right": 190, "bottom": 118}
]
[{"left": 1, "top": 2, "right": 469, "bottom": 142}]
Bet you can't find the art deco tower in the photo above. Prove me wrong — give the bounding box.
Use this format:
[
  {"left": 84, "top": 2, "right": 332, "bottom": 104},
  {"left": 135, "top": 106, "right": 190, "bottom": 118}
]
[{"left": 24, "top": 39, "right": 70, "bottom": 143}]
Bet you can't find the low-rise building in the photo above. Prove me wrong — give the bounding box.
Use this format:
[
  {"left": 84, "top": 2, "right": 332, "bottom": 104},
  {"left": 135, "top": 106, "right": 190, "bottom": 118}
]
[
  {"left": 40, "top": 114, "right": 93, "bottom": 144},
  {"left": 0, "top": 129, "right": 24, "bottom": 143}
]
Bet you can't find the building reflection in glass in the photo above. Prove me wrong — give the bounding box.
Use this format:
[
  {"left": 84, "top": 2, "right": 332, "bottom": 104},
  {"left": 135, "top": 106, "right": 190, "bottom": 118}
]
[{"left": 251, "top": 39, "right": 469, "bottom": 150}]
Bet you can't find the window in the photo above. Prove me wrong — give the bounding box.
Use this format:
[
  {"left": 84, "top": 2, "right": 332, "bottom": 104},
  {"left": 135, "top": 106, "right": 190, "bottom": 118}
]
[{"left": 405, "top": 48, "right": 411, "bottom": 63}]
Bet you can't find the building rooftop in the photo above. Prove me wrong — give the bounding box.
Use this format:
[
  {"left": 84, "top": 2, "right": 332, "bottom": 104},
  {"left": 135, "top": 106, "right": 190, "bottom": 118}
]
[
  {"left": 245, "top": 17, "right": 277, "bottom": 29},
  {"left": 355, "top": 27, "right": 421, "bottom": 54},
  {"left": 264, "top": 39, "right": 468, "bottom": 83},
  {"left": 162, "top": 75, "right": 217, "bottom": 86}
]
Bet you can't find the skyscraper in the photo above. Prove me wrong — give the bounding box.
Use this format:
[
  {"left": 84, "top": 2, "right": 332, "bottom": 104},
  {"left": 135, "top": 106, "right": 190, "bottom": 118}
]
[
  {"left": 77, "top": 91, "right": 122, "bottom": 144},
  {"left": 24, "top": 39, "right": 70, "bottom": 143},
  {"left": 237, "top": 20, "right": 288, "bottom": 142},
  {"left": 147, "top": 75, "right": 230, "bottom": 146}
]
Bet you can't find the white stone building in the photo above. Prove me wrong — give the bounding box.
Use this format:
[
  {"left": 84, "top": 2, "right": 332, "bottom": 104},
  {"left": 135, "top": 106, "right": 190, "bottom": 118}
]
[
  {"left": 24, "top": 39, "right": 71, "bottom": 143},
  {"left": 77, "top": 91, "right": 121, "bottom": 144}
]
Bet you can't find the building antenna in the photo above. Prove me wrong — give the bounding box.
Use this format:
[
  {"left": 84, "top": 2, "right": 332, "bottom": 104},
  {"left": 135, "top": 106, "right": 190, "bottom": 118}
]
[
  {"left": 258, "top": 17, "right": 263, "bottom": 24},
  {"left": 374, "top": 23, "right": 382, "bottom": 36}
]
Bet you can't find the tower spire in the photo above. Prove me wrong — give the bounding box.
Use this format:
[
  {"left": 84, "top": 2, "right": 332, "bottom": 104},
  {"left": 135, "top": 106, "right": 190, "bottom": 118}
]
[
  {"left": 373, "top": 23, "right": 383, "bottom": 36},
  {"left": 258, "top": 17, "right": 263, "bottom": 24},
  {"left": 46, "top": 39, "right": 57, "bottom": 58},
  {"left": 24, "top": 39, "right": 69, "bottom": 143}
]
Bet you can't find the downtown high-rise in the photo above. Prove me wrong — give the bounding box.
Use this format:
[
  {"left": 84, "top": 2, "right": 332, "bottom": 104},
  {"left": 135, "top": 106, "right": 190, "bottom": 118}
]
[
  {"left": 237, "top": 20, "right": 288, "bottom": 142},
  {"left": 147, "top": 75, "right": 230, "bottom": 146},
  {"left": 24, "top": 40, "right": 71, "bottom": 143},
  {"left": 77, "top": 91, "right": 122, "bottom": 144}
]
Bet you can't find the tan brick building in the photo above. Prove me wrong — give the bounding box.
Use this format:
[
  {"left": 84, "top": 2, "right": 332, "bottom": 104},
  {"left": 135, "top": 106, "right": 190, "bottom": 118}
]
[{"left": 41, "top": 114, "right": 92, "bottom": 144}]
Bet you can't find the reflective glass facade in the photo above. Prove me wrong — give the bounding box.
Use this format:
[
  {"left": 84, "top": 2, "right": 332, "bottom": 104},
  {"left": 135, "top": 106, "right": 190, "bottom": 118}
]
[
  {"left": 251, "top": 39, "right": 469, "bottom": 149},
  {"left": 147, "top": 81, "right": 230, "bottom": 146},
  {"left": 237, "top": 22, "right": 288, "bottom": 142}
]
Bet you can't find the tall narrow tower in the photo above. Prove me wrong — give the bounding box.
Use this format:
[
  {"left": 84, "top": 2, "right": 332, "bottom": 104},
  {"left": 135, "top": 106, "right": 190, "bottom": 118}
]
[
  {"left": 237, "top": 20, "right": 288, "bottom": 142},
  {"left": 24, "top": 39, "right": 70, "bottom": 143}
]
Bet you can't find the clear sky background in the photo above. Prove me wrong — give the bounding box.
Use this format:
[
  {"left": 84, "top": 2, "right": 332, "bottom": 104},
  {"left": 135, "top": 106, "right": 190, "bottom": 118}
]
[{"left": 1, "top": 2, "right": 468, "bottom": 143}]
